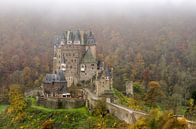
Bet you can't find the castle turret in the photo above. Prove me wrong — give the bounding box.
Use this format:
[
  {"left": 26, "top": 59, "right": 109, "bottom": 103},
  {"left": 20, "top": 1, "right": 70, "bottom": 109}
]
[
  {"left": 67, "top": 30, "right": 73, "bottom": 44},
  {"left": 73, "top": 30, "right": 81, "bottom": 44}
]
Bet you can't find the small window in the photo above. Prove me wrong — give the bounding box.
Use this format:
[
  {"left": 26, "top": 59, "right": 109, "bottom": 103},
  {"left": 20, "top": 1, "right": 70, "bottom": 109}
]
[{"left": 91, "top": 64, "right": 94, "bottom": 66}]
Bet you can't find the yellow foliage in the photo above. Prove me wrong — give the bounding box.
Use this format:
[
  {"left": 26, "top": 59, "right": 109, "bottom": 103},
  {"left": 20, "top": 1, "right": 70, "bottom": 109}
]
[
  {"left": 13, "top": 112, "right": 26, "bottom": 122},
  {"left": 6, "top": 106, "right": 14, "bottom": 114},
  {"left": 148, "top": 81, "right": 160, "bottom": 89},
  {"left": 130, "top": 117, "right": 149, "bottom": 129},
  {"left": 177, "top": 117, "right": 188, "bottom": 126},
  {"left": 41, "top": 119, "right": 54, "bottom": 129},
  {"left": 131, "top": 109, "right": 188, "bottom": 129},
  {"left": 127, "top": 97, "right": 143, "bottom": 110},
  {"left": 94, "top": 117, "right": 107, "bottom": 129},
  {"left": 8, "top": 84, "right": 27, "bottom": 114},
  {"left": 149, "top": 108, "right": 163, "bottom": 121}
]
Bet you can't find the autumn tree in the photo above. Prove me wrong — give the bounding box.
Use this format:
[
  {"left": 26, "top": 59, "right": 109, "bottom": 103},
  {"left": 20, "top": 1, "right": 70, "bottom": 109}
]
[
  {"left": 7, "top": 84, "right": 27, "bottom": 122},
  {"left": 131, "top": 109, "right": 188, "bottom": 129},
  {"left": 131, "top": 52, "right": 145, "bottom": 81},
  {"left": 144, "top": 81, "right": 163, "bottom": 107},
  {"left": 22, "top": 66, "right": 32, "bottom": 87},
  {"left": 93, "top": 100, "right": 109, "bottom": 129},
  {"left": 8, "top": 84, "right": 27, "bottom": 112}
]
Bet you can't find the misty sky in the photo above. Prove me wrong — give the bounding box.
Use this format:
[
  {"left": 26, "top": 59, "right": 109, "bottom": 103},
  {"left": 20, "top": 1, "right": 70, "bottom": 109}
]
[
  {"left": 0, "top": 0, "right": 195, "bottom": 22},
  {"left": 1, "top": 0, "right": 195, "bottom": 11}
]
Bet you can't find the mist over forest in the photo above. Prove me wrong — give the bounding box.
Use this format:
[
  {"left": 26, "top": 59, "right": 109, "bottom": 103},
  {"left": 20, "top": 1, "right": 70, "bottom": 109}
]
[{"left": 0, "top": 0, "right": 196, "bottom": 126}]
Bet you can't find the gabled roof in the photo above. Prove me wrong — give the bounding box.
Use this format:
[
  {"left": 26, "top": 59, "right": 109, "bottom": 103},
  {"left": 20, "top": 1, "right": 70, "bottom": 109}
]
[{"left": 81, "top": 48, "right": 96, "bottom": 63}]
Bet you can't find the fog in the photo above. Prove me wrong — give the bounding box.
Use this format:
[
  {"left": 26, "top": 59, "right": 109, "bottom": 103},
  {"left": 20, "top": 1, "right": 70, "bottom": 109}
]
[
  {"left": 0, "top": 0, "right": 196, "bottom": 36},
  {"left": 1, "top": 0, "right": 196, "bottom": 15}
]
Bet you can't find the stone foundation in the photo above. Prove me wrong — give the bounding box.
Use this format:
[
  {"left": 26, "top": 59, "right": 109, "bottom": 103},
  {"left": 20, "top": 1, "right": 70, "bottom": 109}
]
[{"left": 37, "top": 97, "right": 85, "bottom": 109}]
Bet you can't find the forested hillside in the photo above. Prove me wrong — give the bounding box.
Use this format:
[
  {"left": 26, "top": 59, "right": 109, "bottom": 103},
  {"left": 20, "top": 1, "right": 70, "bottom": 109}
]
[{"left": 0, "top": 3, "right": 196, "bottom": 120}]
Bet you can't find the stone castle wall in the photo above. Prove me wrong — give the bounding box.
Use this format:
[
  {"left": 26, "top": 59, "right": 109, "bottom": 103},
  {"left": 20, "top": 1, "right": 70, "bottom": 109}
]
[
  {"left": 80, "top": 63, "right": 97, "bottom": 81},
  {"left": 37, "top": 97, "right": 85, "bottom": 109}
]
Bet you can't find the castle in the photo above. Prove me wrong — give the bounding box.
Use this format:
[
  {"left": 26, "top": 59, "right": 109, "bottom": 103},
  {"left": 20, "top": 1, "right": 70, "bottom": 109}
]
[
  {"left": 43, "top": 29, "right": 113, "bottom": 98},
  {"left": 52, "top": 30, "right": 97, "bottom": 87}
]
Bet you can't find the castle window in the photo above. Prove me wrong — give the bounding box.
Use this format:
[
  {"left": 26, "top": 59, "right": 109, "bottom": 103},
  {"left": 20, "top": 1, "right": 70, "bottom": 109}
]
[
  {"left": 73, "top": 53, "right": 75, "bottom": 56},
  {"left": 70, "top": 66, "right": 72, "bottom": 69},
  {"left": 81, "top": 64, "right": 85, "bottom": 72}
]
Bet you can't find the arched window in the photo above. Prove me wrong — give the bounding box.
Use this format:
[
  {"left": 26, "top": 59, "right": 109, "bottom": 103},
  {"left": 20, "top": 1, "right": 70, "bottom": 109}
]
[{"left": 81, "top": 64, "right": 85, "bottom": 72}]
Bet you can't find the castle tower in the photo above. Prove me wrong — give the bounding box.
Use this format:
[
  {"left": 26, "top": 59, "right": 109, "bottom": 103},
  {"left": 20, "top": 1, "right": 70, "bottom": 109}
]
[{"left": 95, "top": 65, "right": 113, "bottom": 96}]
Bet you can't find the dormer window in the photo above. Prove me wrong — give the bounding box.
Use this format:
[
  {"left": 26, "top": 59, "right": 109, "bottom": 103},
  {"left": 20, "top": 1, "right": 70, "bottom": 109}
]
[
  {"left": 67, "top": 41, "right": 72, "bottom": 44},
  {"left": 60, "top": 41, "right": 64, "bottom": 46},
  {"left": 61, "top": 63, "right": 66, "bottom": 71},
  {"left": 74, "top": 40, "right": 80, "bottom": 44}
]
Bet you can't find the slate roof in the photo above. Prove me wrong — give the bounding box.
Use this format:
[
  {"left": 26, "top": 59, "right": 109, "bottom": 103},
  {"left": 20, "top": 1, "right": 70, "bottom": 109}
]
[
  {"left": 86, "top": 31, "right": 95, "bottom": 44},
  {"left": 67, "top": 30, "right": 73, "bottom": 41},
  {"left": 44, "top": 70, "right": 66, "bottom": 83},
  {"left": 105, "top": 66, "right": 112, "bottom": 77},
  {"left": 81, "top": 48, "right": 96, "bottom": 63},
  {"left": 73, "top": 30, "right": 81, "bottom": 41},
  {"left": 52, "top": 30, "right": 96, "bottom": 46}
]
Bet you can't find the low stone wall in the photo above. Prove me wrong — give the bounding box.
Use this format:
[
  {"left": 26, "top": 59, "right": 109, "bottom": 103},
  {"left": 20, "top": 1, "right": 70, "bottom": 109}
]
[
  {"left": 187, "top": 121, "right": 196, "bottom": 129},
  {"left": 106, "top": 102, "right": 148, "bottom": 124},
  {"left": 37, "top": 97, "right": 85, "bottom": 109}
]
